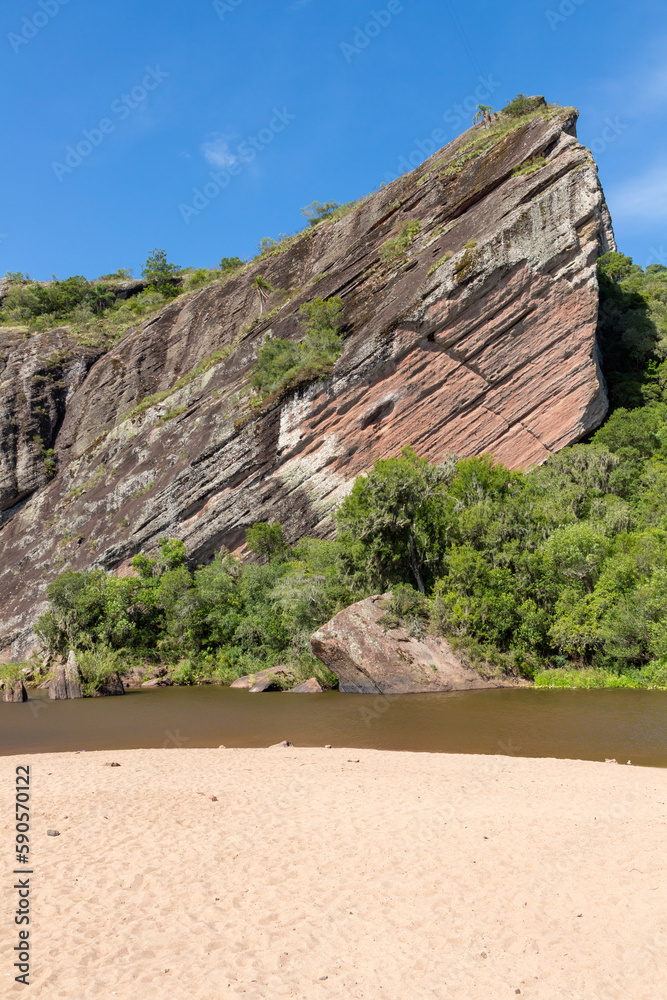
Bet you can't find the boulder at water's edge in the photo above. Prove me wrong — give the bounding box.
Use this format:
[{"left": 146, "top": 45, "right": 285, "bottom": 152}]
[{"left": 311, "top": 595, "right": 520, "bottom": 694}]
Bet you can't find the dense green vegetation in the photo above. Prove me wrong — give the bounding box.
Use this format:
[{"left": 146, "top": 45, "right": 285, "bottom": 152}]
[
  {"left": 36, "top": 534, "right": 345, "bottom": 688},
  {"left": 0, "top": 252, "right": 223, "bottom": 347},
  {"left": 29, "top": 253, "right": 667, "bottom": 690},
  {"left": 596, "top": 253, "right": 667, "bottom": 408},
  {"left": 251, "top": 296, "right": 344, "bottom": 400}
]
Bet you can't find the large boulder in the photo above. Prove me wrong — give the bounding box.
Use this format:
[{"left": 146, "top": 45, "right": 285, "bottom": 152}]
[
  {"left": 65, "top": 649, "right": 83, "bottom": 699},
  {"left": 287, "top": 677, "right": 324, "bottom": 693},
  {"left": 90, "top": 671, "right": 125, "bottom": 697},
  {"left": 49, "top": 664, "right": 69, "bottom": 700},
  {"left": 311, "top": 595, "right": 517, "bottom": 694}
]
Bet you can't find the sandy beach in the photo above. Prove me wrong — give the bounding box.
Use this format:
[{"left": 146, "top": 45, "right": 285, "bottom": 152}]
[{"left": 1, "top": 747, "right": 665, "bottom": 999}]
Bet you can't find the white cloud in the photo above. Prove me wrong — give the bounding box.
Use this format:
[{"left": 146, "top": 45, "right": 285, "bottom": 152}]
[
  {"left": 200, "top": 133, "right": 238, "bottom": 169},
  {"left": 608, "top": 164, "right": 667, "bottom": 221}
]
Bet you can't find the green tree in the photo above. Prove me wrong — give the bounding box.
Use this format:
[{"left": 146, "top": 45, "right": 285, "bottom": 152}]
[
  {"left": 473, "top": 104, "right": 494, "bottom": 126},
  {"left": 141, "top": 249, "right": 180, "bottom": 297},
  {"left": 220, "top": 256, "right": 244, "bottom": 273},
  {"left": 337, "top": 447, "right": 456, "bottom": 593},
  {"left": 301, "top": 201, "right": 340, "bottom": 226},
  {"left": 246, "top": 522, "right": 287, "bottom": 560},
  {"left": 251, "top": 275, "right": 274, "bottom": 316}
]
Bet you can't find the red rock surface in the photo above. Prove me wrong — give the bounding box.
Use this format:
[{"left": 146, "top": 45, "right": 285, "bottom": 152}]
[{"left": 0, "top": 106, "right": 615, "bottom": 656}]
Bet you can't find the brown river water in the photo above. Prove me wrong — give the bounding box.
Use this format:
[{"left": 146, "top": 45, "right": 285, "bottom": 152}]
[{"left": 1, "top": 686, "right": 666, "bottom": 766}]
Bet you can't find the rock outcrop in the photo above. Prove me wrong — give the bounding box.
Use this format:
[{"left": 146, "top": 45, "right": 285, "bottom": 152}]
[
  {"left": 1, "top": 677, "right": 29, "bottom": 702},
  {"left": 311, "top": 595, "right": 517, "bottom": 694},
  {"left": 230, "top": 666, "right": 294, "bottom": 692},
  {"left": 0, "top": 105, "right": 615, "bottom": 657},
  {"left": 0, "top": 329, "right": 101, "bottom": 520},
  {"left": 49, "top": 650, "right": 84, "bottom": 700},
  {"left": 287, "top": 677, "right": 324, "bottom": 693},
  {"left": 90, "top": 671, "right": 125, "bottom": 697}
]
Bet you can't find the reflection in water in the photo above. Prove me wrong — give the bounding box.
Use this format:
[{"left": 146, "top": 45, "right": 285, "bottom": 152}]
[{"left": 1, "top": 686, "right": 666, "bottom": 767}]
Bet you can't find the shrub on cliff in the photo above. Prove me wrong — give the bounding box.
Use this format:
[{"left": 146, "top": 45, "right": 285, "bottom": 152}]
[
  {"left": 501, "top": 94, "right": 546, "bottom": 117},
  {"left": 301, "top": 201, "right": 341, "bottom": 226},
  {"left": 251, "top": 296, "right": 344, "bottom": 398},
  {"left": 141, "top": 248, "right": 181, "bottom": 298},
  {"left": 220, "top": 256, "right": 244, "bottom": 273},
  {"left": 97, "top": 268, "right": 133, "bottom": 281},
  {"left": 379, "top": 220, "right": 421, "bottom": 265}
]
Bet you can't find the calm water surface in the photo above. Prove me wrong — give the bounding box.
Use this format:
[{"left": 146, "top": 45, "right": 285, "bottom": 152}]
[{"left": 1, "top": 687, "right": 666, "bottom": 766}]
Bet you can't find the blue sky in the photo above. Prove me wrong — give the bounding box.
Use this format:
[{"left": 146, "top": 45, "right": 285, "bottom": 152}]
[{"left": 1, "top": 0, "right": 665, "bottom": 280}]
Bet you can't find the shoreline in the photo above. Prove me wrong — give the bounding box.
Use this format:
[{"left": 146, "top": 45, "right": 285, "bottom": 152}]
[{"left": 1, "top": 747, "right": 666, "bottom": 998}]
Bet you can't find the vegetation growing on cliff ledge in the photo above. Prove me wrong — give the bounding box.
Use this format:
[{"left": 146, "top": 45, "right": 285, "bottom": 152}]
[
  {"left": 379, "top": 220, "right": 422, "bottom": 265},
  {"left": 251, "top": 296, "right": 344, "bottom": 399}
]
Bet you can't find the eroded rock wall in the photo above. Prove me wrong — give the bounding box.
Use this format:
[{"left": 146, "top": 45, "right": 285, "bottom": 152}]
[{"left": 0, "top": 107, "right": 615, "bottom": 657}]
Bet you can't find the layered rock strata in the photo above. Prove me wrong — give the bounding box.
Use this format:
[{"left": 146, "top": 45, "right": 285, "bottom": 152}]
[{"left": 0, "top": 106, "right": 615, "bottom": 657}]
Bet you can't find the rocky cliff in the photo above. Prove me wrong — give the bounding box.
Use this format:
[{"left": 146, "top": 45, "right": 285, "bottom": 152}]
[{"left": 0, "top": 104, "right": 615, "bottom": 658}]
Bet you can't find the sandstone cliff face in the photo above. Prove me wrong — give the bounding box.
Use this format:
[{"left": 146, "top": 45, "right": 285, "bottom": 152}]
[
  {"left": 0, "top": 107, "right": 615, "bottom": 657},
  {"left": 0, "top": 328, "right": 101, "bottom": 518}
]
